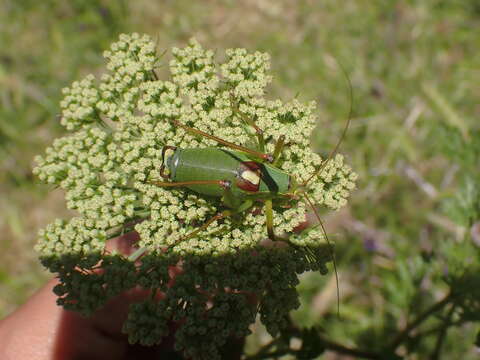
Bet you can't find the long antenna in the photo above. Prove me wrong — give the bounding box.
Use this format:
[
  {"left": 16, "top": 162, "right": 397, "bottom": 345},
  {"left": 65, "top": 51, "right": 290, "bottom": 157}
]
[
  {"left": 303, "top": 59, "right": 353, "bottom": 186},
  {"left": 303, "top": 193, "right": 340, "bottom": 316}
]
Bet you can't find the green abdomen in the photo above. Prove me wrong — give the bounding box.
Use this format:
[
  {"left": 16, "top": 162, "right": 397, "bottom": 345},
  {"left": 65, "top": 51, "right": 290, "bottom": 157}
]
[{"left": 169, "top": 148, "right": 242, "bottom": 197}]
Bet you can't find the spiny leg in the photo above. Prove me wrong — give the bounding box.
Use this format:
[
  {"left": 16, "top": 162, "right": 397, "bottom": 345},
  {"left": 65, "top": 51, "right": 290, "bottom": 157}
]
[
  {"left": 229, "top": 92, "right": 265, "bottom": 152},
  {"left": 229, "top": 95, "right": 287, "bottom": 166},
  {"left": 258, "top": 135, "right": 286, "bottom": 241},
  {"left": 181, "top": 196, "right": 254, "bottom": 243},
  {"left": 231, "top": 92, "right": 287, "bottom": 165},
  {"left": 272, "top": 135, "right": 286, "bottom": 166},
  {"left": 130, "top": 179, "right": 233, "bottom": 261},
  {"left": 129, "top": 209, "right": 234, "bottom": 261},
  {"left": 177, "top": 209, "right": 232, "bottom": 243},
  {"left": 168, "top": 118, "right": 273, "bottom": 163},
  {"left": 151, "top": 179, "right": 254, "bottom": 245},
  {"left": 264, "top": 199, "right": 275, "bottom": 241},
  {"left": 180, "top": 189, "right": 254, "bottom": 243}
]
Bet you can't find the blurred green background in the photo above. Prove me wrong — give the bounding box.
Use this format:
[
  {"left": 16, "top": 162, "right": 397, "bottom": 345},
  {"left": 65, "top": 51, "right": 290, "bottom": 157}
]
[{"left": 1, "top": 0, "right": 479, "bottom": 358}]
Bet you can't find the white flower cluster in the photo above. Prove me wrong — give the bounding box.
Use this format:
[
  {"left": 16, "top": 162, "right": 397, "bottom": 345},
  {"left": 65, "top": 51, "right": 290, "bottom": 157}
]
[
  {"left": 170, "top": 38, "right": 218, "bottom": 99},
  {"left": 97, "top": 33, "right": 157, "bottom": 121},
  {"left": 222, "top": 48, "right": 272, "bottom": 98},
  {"left": 35, "top": 217, "right": 106, "bottom": 256},
  {"left": 34, "top": 34, "right": 358, "bottom": 359},
  {"left": 315, "top": 154, "right": 358, "bottom": 209},
  {"left": 35, "top": 34, "right": 356, "bottom": 259},
  {"left": 60, "top": 74, "right": 99, "bottom": 131}
]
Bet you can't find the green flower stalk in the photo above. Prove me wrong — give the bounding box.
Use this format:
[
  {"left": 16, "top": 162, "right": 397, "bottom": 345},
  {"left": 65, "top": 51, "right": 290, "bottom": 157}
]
[{"left": 33, "top": 33, "right": 357, "bottom": 359}]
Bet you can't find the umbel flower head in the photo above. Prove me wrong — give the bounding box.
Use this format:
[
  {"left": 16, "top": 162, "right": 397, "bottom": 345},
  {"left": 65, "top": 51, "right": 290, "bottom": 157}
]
[{"left": 33, "top": 33, "right": 357, "bottom": 359}]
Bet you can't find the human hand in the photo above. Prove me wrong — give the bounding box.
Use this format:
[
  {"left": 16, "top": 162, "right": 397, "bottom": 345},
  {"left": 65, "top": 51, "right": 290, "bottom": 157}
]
[{"left": 0, "top": 233, "right": 178, "bottom": 360}]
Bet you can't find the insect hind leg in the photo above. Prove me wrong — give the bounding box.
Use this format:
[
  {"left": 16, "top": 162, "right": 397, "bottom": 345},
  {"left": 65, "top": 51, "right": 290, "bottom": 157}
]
[
  {"left": 176, "top": 209, "right": 233, "bottom": 244},
  {"left": 264, "top": 199, "right": 276, "bottom": 241},
  {"left": 272, "top": 135, "right": 286, "bottom": 166},
  {"left": 229, "top": 93, "right": 287, "bottom": 166},
  {"left": 229, "top": 92, "right": 266, "bottom": 152},
  {"left": 175, "top": 194, "right": 253, "bottom": 244},
  {"left": 168, "top": 118, "right": 273, "bottom": 162}
]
